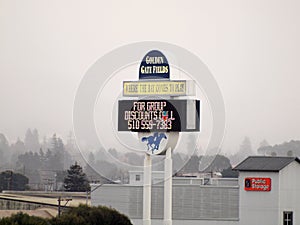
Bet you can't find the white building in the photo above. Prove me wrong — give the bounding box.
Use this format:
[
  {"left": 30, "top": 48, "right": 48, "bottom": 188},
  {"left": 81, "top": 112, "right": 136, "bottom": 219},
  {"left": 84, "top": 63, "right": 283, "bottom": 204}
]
[
  {"left": 91, "top": 156, "right": 300, "bottom": 225},
  {"left": 235, "top": 156, "right": 300, "bottom": 225}
]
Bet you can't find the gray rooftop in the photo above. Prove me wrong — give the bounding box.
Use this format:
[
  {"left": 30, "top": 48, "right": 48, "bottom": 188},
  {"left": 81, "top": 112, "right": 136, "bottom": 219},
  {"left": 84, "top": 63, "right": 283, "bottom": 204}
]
[{"left": 234, "top": 156, "right": 300, "bottom": 172}]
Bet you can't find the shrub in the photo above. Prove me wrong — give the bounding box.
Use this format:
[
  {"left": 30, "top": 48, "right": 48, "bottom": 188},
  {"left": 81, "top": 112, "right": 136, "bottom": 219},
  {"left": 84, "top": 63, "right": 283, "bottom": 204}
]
[
  {"left": 52, "top": 204, "right": 132, "bottom": 225},
  {"left": 0, "top": 212, "right": 49, "bottom": 225},
  {"left": 0, "top": 205, "right": 133, "bottom": 225}
]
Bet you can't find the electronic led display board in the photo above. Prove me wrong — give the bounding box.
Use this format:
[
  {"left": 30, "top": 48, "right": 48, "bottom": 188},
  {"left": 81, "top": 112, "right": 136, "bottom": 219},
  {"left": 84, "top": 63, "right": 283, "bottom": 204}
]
[{"left": 118, "top": 99, "right": 200, "bottom": 132}]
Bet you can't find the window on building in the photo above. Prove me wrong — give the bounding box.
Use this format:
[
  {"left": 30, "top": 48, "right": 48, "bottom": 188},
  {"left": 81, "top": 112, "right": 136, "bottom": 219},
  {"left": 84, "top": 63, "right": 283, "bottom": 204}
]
[
  {"left": 136, "top": 175, "right": 141, "bottom": 181},
  {"left": 283, "top": 211, "right": 293, "bottom": 225}
]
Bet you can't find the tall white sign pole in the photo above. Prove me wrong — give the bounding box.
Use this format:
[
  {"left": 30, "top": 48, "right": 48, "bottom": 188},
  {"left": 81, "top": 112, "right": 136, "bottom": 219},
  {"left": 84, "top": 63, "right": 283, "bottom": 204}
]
[
  {"left": 164, "top": 147, "right": 173, "bottom": 225},
  {"left": 143, "top": 153, "right": 152, "bottom": 225},
  {"left": 119, "top": 50, "right": 198, "bottom": 225}
]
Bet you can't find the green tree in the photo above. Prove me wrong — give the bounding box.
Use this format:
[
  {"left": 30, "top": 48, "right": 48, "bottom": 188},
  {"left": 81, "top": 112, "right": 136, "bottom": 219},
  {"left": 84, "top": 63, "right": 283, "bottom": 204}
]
[
  {"left": 0, "top": 205, "right": 133, "bottom": 225},
  {"left": 0, "top": 212, "right": 49, "bottom": 225},
  {"left": 64, "top": 162, "right": 90, "bottom": 192},
  {"left": 0, "top": 171, "right": 29, "bottom": 191},
  {"left": 52, "top": 204, "right": 132, "bottom": 225}
]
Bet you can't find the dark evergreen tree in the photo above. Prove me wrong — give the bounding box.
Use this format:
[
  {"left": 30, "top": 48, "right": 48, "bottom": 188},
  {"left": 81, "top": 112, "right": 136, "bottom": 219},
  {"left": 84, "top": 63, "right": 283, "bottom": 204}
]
[
  {"left": 64, "top": 162, "right": 90, "bottom": 192},
  {"left": 0, "top": 171, "right": 29, "bottom": 191}
]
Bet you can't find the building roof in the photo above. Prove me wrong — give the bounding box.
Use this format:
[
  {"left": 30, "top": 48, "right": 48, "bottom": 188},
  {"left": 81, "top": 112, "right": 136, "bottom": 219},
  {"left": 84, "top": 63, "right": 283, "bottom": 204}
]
[{"left": 233, "top": 156, "right": 300, "bottom": 172}]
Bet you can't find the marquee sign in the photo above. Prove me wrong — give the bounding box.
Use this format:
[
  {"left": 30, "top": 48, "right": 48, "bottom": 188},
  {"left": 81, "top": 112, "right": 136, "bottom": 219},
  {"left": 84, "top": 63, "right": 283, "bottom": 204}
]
[
  {"left": 139, "top": 50, "right": 170, "bottom": 80},
  {"left": 117, "top": 49, "right": 201, "bottom": 156},
  {"left": 118, "top": 99, "right": 200, "bottom": 132},
  {"left": 123, "top": 80, "right": 195, "bottom": 97},
  {"left": 244, "top": 177, "right": 271, "bottom": 192}
]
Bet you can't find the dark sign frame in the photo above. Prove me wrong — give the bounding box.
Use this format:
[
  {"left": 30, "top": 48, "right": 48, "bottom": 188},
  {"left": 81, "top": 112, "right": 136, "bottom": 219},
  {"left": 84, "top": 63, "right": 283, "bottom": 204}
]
[{"left": 118, "top": 99, "right": 200, "bottom": 132}]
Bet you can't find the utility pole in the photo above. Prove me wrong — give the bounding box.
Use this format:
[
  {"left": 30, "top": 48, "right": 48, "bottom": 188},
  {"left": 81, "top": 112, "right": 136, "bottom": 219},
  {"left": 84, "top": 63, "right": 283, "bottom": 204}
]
[
  {"left": 58, "top": 196, "right": 61, "bottom": 217},
  {"left": 57, "top": 196, "right": 72, "bottom": 217}
]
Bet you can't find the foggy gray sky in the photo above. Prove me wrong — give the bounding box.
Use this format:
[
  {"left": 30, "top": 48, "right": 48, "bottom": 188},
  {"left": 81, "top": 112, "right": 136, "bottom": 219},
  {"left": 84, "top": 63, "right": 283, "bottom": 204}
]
[{"left": 1, "top": 0, "right": 300, "bottom": 153}]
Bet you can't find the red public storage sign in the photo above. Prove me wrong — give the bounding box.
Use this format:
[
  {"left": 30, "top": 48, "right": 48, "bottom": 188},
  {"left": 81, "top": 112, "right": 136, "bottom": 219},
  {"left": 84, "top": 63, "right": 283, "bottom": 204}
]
[{"left": 244, "top": 177, "right": 271, "bottom": 191}]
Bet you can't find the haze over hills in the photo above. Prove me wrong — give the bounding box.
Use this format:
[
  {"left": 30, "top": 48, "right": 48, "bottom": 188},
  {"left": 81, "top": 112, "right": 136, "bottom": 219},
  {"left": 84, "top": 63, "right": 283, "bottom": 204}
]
[{"left": 0, "top": 128, "right": 299, "bottom": 190}]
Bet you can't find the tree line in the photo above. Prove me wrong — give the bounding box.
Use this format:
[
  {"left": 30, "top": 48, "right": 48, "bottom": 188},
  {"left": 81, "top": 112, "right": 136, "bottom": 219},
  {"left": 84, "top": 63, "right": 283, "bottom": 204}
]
[
  {"left": 1, "top": 129, "right": 299, "bottom": 190},
  {"left": 0, "top": 129, "right": 89, "bottom": 191}
]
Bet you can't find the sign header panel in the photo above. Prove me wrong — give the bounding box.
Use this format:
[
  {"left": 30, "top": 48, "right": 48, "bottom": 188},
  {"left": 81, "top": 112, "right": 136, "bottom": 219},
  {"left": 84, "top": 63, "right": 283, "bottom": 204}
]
[
  {"left": 118, "top": 99, "right": 200, "bottom": 132},
  {"left": 123, "top": 80, "right": 195, "bottom": 96},
  {"left": 139, "top": 50, "right": 170, "bottom": 80},
  {"left": 244, "top": 177, "right": 271, "bottom": 192}
]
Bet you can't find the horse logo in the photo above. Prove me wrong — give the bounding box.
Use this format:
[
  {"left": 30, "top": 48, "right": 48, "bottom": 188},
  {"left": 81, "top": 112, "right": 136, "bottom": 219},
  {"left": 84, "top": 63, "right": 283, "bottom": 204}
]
[{"left": 141, "top": 132, "right": 167, "bottom": 154}]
